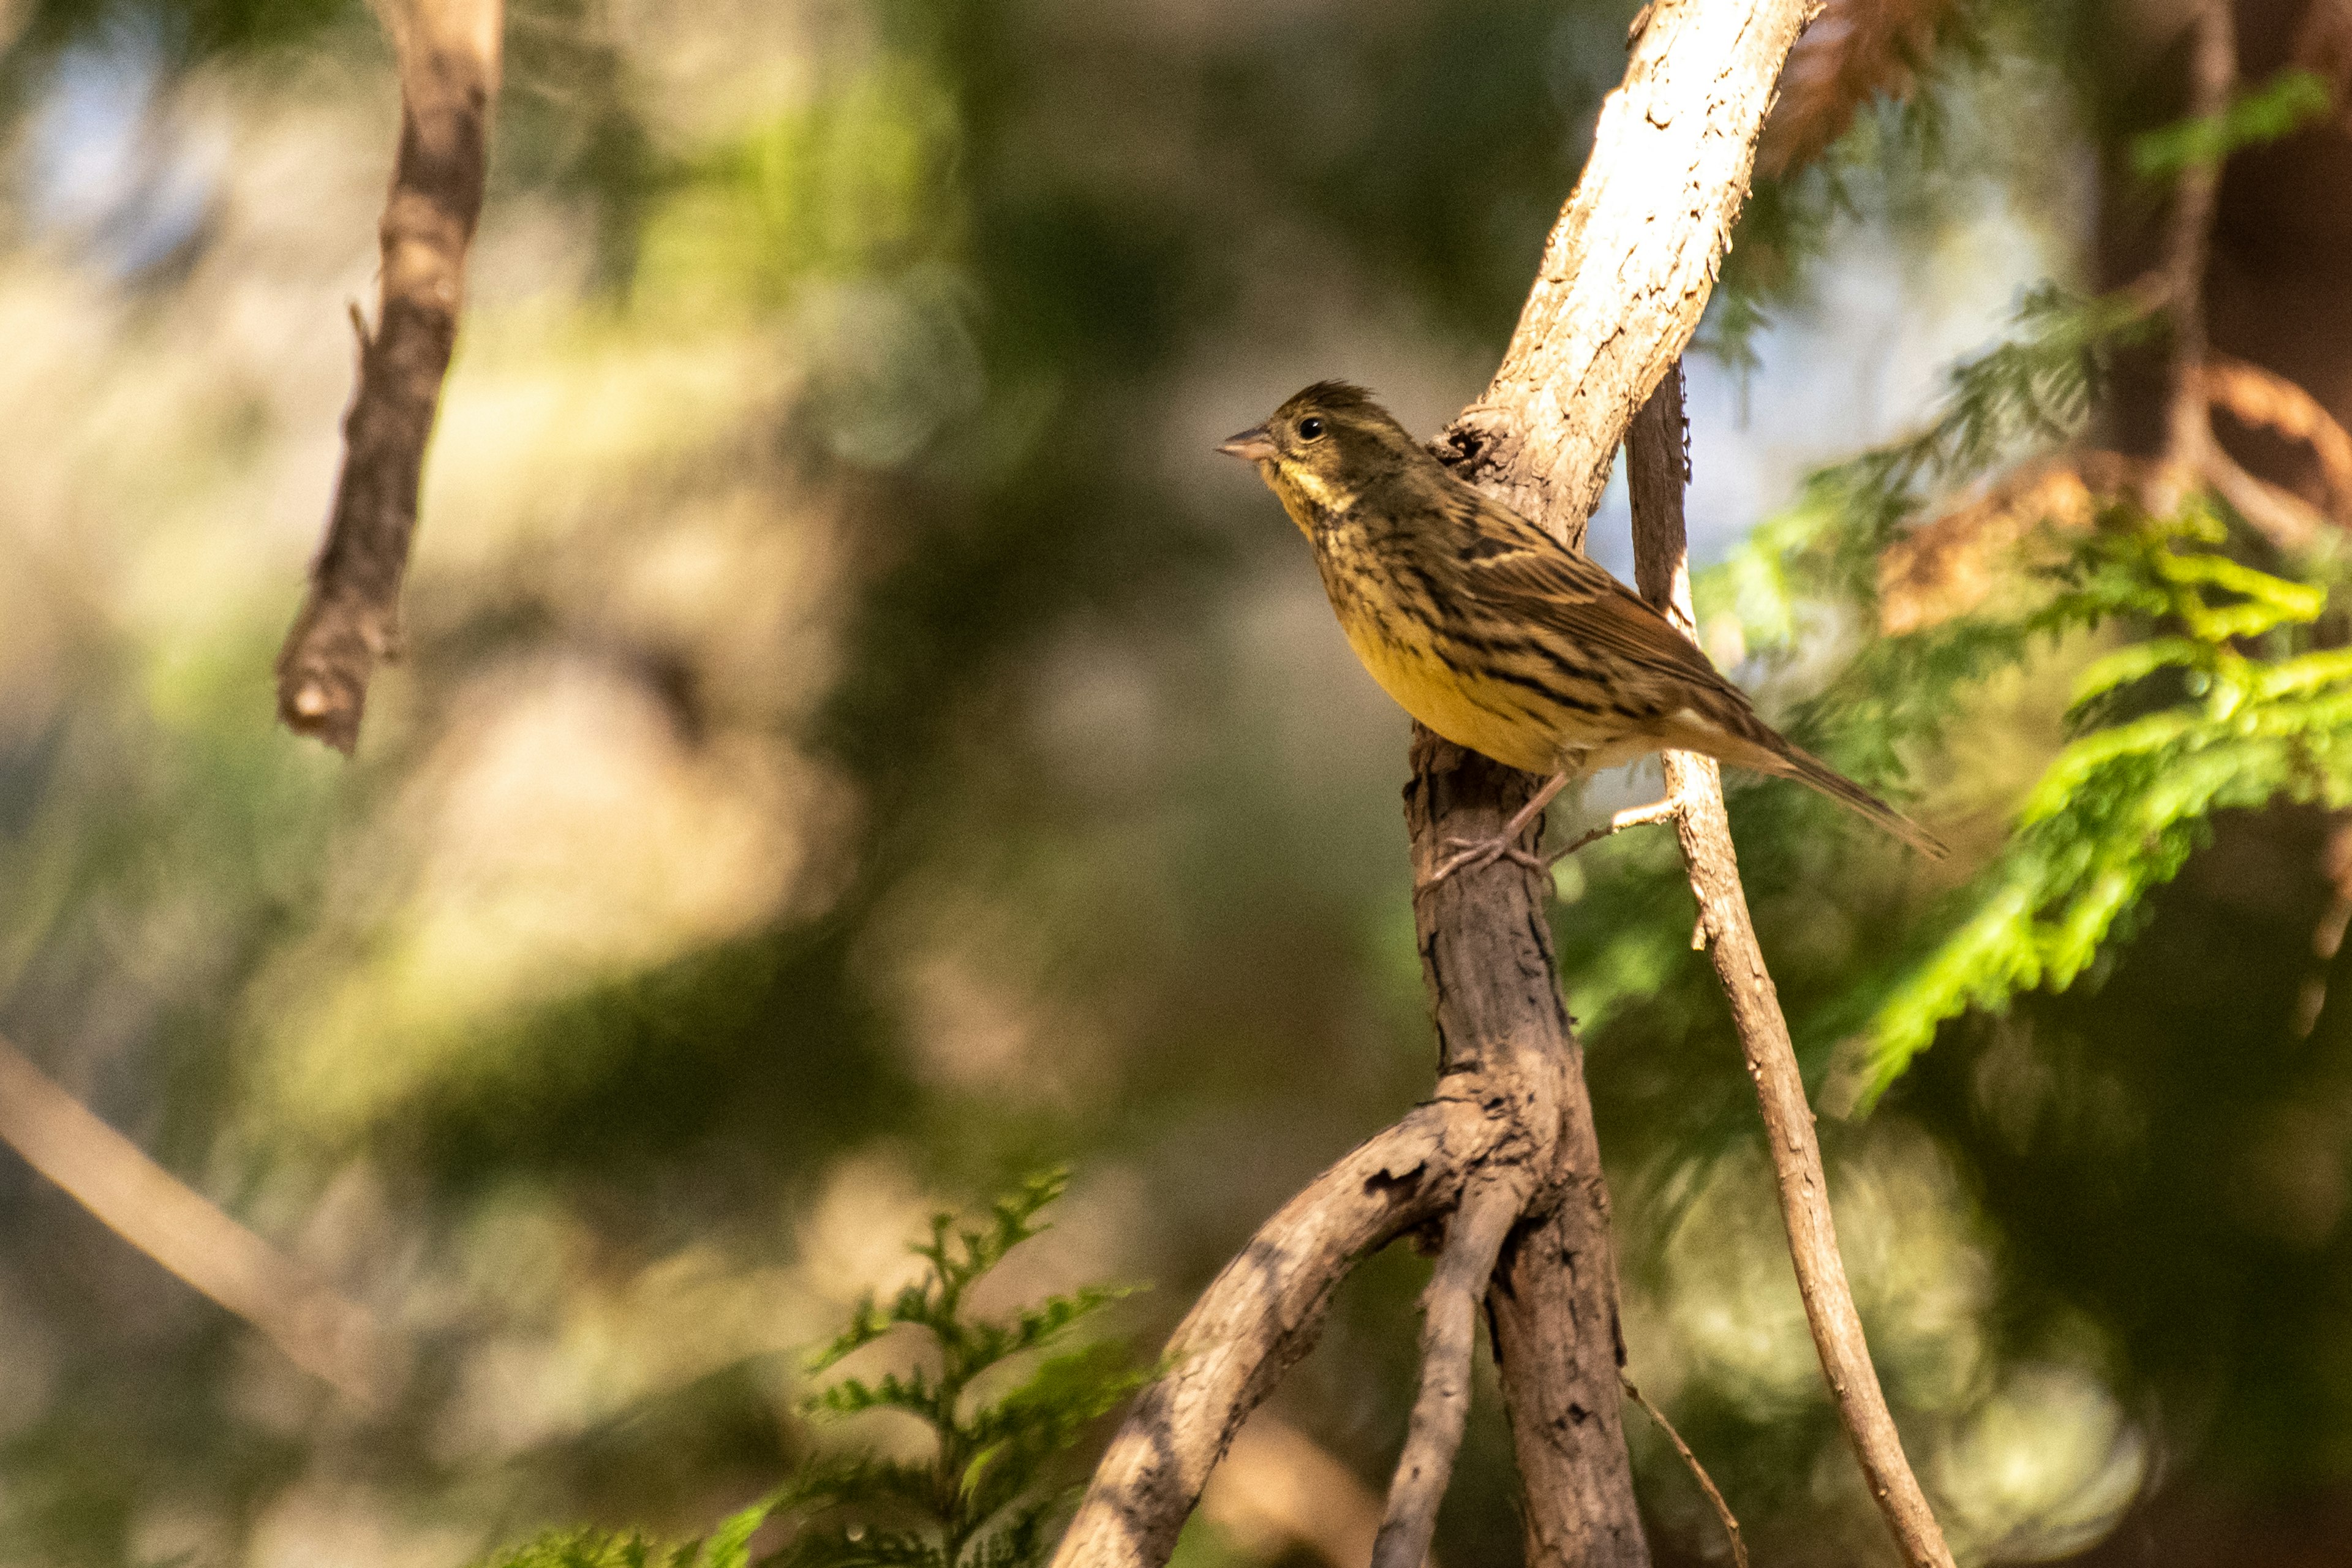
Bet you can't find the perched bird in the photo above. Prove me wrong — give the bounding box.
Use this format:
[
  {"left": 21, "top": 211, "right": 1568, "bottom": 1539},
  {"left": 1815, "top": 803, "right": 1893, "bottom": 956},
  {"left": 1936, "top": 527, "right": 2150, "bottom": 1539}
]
[{"left": 1218, "top": 380, "right": 1945, "bottom": 876}]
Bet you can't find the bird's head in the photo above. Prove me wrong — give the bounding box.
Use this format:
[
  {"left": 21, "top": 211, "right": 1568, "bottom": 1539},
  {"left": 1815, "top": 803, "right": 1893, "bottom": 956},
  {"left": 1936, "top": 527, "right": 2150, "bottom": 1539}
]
[{"left": 1218, "top": 380, "right": 1422, "bottom": 532}]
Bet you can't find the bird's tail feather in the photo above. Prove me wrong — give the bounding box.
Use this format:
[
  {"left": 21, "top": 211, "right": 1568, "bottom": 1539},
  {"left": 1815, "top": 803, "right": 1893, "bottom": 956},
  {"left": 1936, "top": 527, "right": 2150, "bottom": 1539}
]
[{"left": 1756, "top": 738, "right": 1948, "bottom": 859}]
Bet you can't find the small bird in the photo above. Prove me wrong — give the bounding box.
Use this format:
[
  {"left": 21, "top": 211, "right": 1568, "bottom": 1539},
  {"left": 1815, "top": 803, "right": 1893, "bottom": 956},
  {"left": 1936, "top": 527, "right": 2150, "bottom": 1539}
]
[{"left": 1218, "top": 380, "right": 1945, "bottom": 878}]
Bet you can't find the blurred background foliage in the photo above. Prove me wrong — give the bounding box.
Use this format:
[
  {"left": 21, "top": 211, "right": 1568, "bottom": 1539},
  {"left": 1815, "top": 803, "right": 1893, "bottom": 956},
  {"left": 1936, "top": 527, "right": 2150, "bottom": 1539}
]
[{"left": 4, "top": 0, "right": 2352, "bottom": 1563}]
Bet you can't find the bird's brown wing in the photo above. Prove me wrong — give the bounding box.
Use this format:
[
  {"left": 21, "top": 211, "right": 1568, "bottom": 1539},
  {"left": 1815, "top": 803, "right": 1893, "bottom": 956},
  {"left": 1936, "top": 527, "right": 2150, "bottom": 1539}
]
[{"left": 1442, "top": 489, "right": 1735, "bottom": 710}]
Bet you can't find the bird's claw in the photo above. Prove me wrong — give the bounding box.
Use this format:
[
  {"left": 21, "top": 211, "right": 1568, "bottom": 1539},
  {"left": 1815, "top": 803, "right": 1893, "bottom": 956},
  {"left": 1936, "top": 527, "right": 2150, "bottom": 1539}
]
[{"left": 1423, "top": 834, "right": 1548, "bottom": 889}]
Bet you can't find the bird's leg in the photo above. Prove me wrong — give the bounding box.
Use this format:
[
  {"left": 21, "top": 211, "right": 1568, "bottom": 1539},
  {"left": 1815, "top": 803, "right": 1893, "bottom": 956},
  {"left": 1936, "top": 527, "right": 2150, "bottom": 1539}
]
[{"left": 1423, "top": 771, "right": 1575, "bottom": 887}]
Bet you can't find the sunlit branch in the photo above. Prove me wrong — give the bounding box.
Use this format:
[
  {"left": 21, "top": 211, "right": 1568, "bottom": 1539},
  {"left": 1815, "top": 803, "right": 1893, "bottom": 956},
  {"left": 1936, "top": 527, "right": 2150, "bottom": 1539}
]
[
  {"left": 0, "top": 1036, "right": 405, "bottom": 1408},
  {"left": 1626, "top": 365, "right": 1957, "bottom": 1568},
  {"left": 276, "top": 0, "right": 505, "bottom": 751},
  {"left": 1369, "top": 1180, "right": 1526, "bottom": 1568}
]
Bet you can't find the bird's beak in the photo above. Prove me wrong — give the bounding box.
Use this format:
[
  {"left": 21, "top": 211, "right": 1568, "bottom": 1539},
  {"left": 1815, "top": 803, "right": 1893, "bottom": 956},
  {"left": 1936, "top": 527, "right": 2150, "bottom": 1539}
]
[{"left": 1218, "top": 425, "right": 1278, "bottom": 462}]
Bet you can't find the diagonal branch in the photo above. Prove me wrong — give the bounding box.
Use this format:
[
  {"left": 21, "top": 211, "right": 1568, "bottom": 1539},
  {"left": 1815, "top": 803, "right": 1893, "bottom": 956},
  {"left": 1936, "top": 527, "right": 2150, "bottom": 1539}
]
[
  {"left": 1620, "top": 1374, "right": 1747, "bottom": 1568},
  {"left": 1048, "top": 1101, "right": 1499, "bottom": 1568},
  {"left": 1369, "top": 1179, "right": 1528, "bottom": 1568},
  {"left": 1061, "top": 7, "right": 1828, "bottom": 1568},
  {"left": 276, "top": 0, "right": 505, "bottom": 752},
  {"left": 0, "top": 1036, "right": 406, "bottom": 1408},
  {"left": 1448, "top": 0, "right": 1826, "bottom": 552},
  {"left": 1626, "top": 367, "right": 1955, "bottom": 1568},
  {"left": 2203, "top": 356, "right": 2352, "bottom": 519}
]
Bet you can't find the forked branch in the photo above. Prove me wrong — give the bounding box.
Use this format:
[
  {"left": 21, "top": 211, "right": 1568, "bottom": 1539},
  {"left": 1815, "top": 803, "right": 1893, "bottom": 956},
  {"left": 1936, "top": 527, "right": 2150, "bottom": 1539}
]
[{"left": 1059, "top": 6, "right": 1828, "bottom": 1568}]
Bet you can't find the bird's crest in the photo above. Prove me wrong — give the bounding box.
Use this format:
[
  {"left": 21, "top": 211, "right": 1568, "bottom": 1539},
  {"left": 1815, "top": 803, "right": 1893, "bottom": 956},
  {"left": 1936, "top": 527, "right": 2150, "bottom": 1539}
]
[{"left": 1281, "top": 380, "right": 1381, "bottom": 417}]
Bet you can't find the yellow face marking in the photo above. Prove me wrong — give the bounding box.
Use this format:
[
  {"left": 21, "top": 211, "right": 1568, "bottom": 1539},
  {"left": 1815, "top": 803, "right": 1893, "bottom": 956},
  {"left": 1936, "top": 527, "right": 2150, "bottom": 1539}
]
[{"left": 1278, "top": 461, "right": 1352, "bottom": 513}]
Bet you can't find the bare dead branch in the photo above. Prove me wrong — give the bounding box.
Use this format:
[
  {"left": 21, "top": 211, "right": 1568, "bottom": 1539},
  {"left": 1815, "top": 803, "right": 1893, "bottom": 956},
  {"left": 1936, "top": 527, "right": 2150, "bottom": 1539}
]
[
  {"left": 1757, "top": 0, "right": 1953, "bottom": 178},
  {"left": 1627, "top": 369, "right": 1956, "bottom": 1568},
  {"left": 2203, "top": 356, "right": 2352, "bottom": 524},
  {"left": 2157, "top": 0, "right": 2234, "bottom": 493},
  {"left": 1370, "top": 1181, "right": 1528, "bottom": 1568},
  {"left": 0, "top": 1036, "right": 405, "bottom": 1408},
  {"left": 1050, "top": 1106, "right": 1487, "bottom": 1568},
  {"left": 1066, "top": 8, "right": 1831, "bottom": 1566},
  {"left": 1550, "top": 797, "right": 1683, "bottom": 863},
  {"left": 1619, "top": 1374, "right": 1747, "bottom": 1568},
  {"left": 276, "top": 0, "right": 505, "bottom": 752},
  {"left": 2201, "top": 442, "right": 2329, "bottom": 551},
  {"left": 1449, "top": 0, "right": 1825, "bottom": 552}
]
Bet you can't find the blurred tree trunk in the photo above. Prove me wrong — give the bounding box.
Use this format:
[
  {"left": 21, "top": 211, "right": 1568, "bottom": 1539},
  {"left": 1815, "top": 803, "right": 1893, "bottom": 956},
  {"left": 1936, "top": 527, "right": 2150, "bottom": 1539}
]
[{"left": 2057, "top": 2, "right": 2352, "bottom": 1562}]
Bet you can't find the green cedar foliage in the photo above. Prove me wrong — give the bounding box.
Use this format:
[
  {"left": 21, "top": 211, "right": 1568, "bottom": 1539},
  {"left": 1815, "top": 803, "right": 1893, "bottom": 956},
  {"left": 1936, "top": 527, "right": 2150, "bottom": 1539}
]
[
  {"left": 1695, "top": 284, "right": 2351, "bottom": 1102},
  {"left": 1566, "top": 276, "right": 2350, "bottom": 1187},
  {"left": 467, "top": 1174, "right": 1146, "bottom": 1568},
  {"left": 1858, "top": 508, "right": 2352, "bottom": 1098},
  {"left": 2129, "top": 68, "right": 2334, "bottom": 179}
]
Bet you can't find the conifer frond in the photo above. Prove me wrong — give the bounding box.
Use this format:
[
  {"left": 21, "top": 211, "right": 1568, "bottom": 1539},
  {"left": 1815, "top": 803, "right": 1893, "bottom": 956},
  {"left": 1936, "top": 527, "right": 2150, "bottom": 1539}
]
[
  {"left": 469, "top": 1495, "right": 782, "bottom": 1568},
  {"left": 1857, "top": 514, "right": 2352, "bottom": 1098},
  {"left": 2132, "top": 68, "right": 2333, "bottom": 178},
  {"left": 467, "top": 1176, "right": 1138, "bottom": 1568}
]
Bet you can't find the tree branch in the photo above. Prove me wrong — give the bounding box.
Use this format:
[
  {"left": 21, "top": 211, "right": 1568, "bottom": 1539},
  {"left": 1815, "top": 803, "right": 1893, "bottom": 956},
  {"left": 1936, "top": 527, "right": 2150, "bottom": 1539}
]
[
  {"left": 1626, "top": 367, "right": 1956, "bottom": 1568},
  {"left": 276, "top": 0, "right": 504, "bottom": 752},
  {"left": 1449, "top": 0, "right": 1825, "bottom": 551},
  {"left": 1408, "top": 736, "right": 1649, "bottom": 1568},
  {"left": 1370, "top": 1180, "right": 1526, "bottom": 1568},
  {"left": 2160, "top": 0, "right": 2234, "bottom": 482},
  {"left": 1619, "top": 1374, "right": 1747, "bottom": 1568},
  {"left": 1049, "top": 1104, "right": 1491, "bottom": 1568},
  {"left": 1061, "top": 7, "right": 1829, "bottom": 1566},
  {"left": 2203, "top": 356, "right": 2352, "bottom": 521},
  {"left": 0, "top": 1036, "right": 405, "bottom": 1408}
]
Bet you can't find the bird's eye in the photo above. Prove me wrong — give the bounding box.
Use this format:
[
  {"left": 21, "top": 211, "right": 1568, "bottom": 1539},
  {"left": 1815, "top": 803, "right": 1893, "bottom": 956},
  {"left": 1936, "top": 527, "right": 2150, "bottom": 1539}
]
[{"left": 1298, "top": 417, "right": 1326, "bottom": 441}]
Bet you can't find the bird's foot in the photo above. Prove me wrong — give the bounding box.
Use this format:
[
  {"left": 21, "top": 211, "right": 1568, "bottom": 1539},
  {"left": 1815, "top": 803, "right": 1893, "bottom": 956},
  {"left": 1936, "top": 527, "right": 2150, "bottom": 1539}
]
[{"left": 1423, "top": 834, "right": 1550, "bottom": 888}]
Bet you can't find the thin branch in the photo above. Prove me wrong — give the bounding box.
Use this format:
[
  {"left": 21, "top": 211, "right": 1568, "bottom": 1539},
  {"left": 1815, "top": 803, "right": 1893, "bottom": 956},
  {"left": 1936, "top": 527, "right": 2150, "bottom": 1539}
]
[
  {"left": 1619, "top": 1375, "right": 1747, "bottom": 1568},
  {"left": 276, "top": 0, "right": 505, "bottom": 751},
  {"left": 1627, "top": 368, "right": 1956, "bottom": 1568},
  {"left": 1550, "top": 798, "right": 1683, "bottom": 864},
  {"left": 2159, "top": 0, "right": 2234, "bottom": 487},
  {"left": 2201, "top": 442, "right": 2328, "bottom": 551},
  {"left": 2203, "top": 356, "right": 2352, "bottom": 519},
  {"left": 1049, "top": 1104, "right": 1488, "bottom": 1568},
  {"left": 0, "top": 1036, "right": 405, "bottom": 1408},
  {"left": 1370, "top": 1181, "right": 1528, "bottom": 1568}
]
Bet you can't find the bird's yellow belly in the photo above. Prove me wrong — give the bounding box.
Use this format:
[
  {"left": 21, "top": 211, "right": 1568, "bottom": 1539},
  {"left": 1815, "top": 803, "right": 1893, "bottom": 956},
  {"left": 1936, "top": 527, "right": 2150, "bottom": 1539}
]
[{"left": 1341, "top": 621, "right": 1569, "bottom": 775}]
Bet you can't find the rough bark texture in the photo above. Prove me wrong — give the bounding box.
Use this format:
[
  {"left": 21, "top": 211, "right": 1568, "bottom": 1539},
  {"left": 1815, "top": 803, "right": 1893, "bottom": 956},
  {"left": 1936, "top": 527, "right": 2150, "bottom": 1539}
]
[
  {"left": 1406, "top": 737, "right": 1651, "bottom": 1568},
  {"left": 1627, "top": 371, "right": 1956, "bottom": 1568},
  {"left": 1056, "top": 6, "right": 1831, "bottom": 1566},
  {"left": 1047, "top": 1096, "right": 1525, "bottom": 1568},
  {"left": 276, "top": 0, "right": 503, "bottom": 752},
  {"left": 1447, "top": 0, "right": 1824, "bottom": 551},
  {"left": 1368, "top": 1182, "right": 1526, "bottom": 1568}
]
